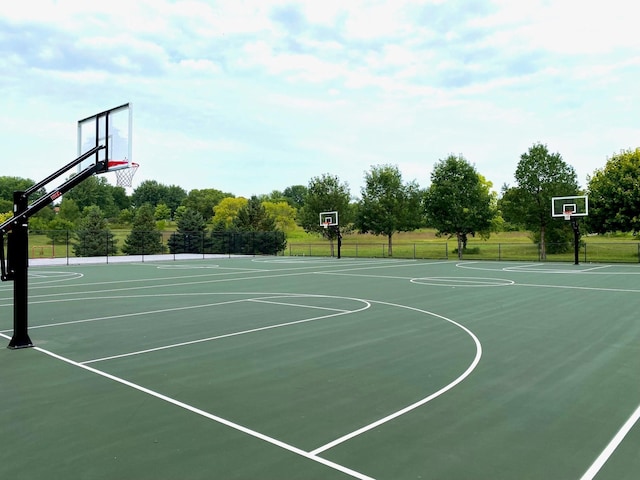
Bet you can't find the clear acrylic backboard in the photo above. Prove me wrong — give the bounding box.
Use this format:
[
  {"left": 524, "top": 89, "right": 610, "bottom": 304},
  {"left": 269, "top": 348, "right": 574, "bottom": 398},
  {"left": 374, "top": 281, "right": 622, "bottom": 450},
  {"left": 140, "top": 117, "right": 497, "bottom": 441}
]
[{"left": 77, "top": 103, "right": 132, "bottom": 173}]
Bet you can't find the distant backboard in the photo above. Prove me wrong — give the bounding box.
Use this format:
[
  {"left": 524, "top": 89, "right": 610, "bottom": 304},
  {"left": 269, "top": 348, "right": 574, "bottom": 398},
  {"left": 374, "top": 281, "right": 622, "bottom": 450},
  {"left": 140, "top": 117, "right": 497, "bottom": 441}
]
[
  {"left": 552, "top": 195, "right": 588, "bottom": 218},
  {"left": 319, "top": 211, "right": 339, "bottom": 228},
  {"left": 77, "top": 103, "right": 132, "bottom": 173}
]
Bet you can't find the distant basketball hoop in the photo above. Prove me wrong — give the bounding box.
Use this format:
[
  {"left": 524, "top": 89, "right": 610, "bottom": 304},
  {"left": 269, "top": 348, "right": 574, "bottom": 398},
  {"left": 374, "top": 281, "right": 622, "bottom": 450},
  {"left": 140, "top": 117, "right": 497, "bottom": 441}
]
[{"left": 108, "top": 160, "right": 139, "bottom": 187}]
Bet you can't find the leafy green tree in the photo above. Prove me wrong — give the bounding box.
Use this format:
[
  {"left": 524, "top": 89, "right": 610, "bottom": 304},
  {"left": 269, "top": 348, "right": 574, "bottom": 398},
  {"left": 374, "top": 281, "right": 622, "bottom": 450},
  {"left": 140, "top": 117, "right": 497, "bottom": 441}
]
[
  {"left": 173, "top": 205, "right": 188, "bottom": 223},
  {"left": 165, "top": 185, "right": 189, "bottom": 218},
  {"left": 45, "top": 218, "right": 74, "bottom": 245},
  {"left": 29, "top": 205, "right": 55, "bottom": 231},
  {"left": 501, "top": 143, "right": 579, "bottom": 259},
  {"left": 57, "top": 197, "right": 81, "bottom": 224},
  {"left": 73, "top": 206, "right": 117, "bottom": 257},
  {"left": 117, "top": 208, "right": 135, "bottom": 225},
  {"left": 154, "top": 203, "right": 171, "bottom": 221},
  {"left": 212, "top": 197, "right": 248, "bottom": 228},
  {"left": 131, "top": 180, "right": 187, "bottom": 218},
  {"left": 0, "top": 176, "right": 47, "bottom": 213},
  {"left": 262, "top": 201, "right": 297, "bottom": 232},
  {"left": 423, "top": 154, "right": 498, "bottom": 259},
  {"left": 355, "top": 164, "right": 423, "bottom": 256},
  {"left": 230, "top": 196, "right": 286, "bottom": 255},
  {"left": 299, "top": 174, "right": 352, "bottom": 248},
  {"left": 233, "top": 196, "right": 277, "bottom": 231},
  {"left": 64, "top": 175, "right": 119, "bottom": 218},
  {"left": 181, "top": 188, "right": 230, "bottom": 222},
  {"left": 111, "top": 186, "right": 131, "bottom": 211},
  {"left": 122, "top": 204, "right": 165, "bottom": 255},
  {"left": 258, "top": 190, "right": 287, "bottom": 204},
  {"left": 282, "top": 185, "right": 308, "bottom": 210},
  {"left": 586, "top": 148, "right": 640, "bottom": 234},
  {"left": 167, "top": 208, "right": 210, "bottom": 254}
]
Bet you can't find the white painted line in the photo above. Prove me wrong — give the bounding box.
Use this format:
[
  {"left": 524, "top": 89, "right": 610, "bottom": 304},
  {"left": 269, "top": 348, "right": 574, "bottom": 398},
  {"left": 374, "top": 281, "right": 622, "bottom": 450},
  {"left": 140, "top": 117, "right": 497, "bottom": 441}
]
[
  {"left": 580, "top": 403, "right": 640, "bottom": 480},
  {"left": 34, "top": 346, "right": 375, "bottom": 480},
  {"left": 517, "top": 283, "right": 640, "bottom": 294},
  {"left": 29, "top": 298, "right": 249, "bottom": 330},
  {"left": 82, "top": 299, "right": 370, "bottom": 364},
  {"left": 579, "top": 265, "right": 612, "bottom": 272},
  {"left": 247, "top": 298, "right": 350, "bottom": 313},
  {"left": 310, "top": 300, "right": 482, "bottom": 455}
]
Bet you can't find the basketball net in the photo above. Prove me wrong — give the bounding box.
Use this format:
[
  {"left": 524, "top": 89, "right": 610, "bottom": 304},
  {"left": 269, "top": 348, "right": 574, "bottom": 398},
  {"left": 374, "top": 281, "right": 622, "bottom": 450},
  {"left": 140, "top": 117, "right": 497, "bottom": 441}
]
[{"left": 114, "top": 163, "right": 139, "bottom": 187}]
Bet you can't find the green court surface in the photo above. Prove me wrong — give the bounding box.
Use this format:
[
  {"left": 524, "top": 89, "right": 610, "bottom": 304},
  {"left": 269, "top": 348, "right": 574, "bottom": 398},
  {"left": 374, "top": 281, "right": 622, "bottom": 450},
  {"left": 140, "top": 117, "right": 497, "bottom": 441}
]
[{"left": 1, "top": 257, "right": 639, "bottom": 479}]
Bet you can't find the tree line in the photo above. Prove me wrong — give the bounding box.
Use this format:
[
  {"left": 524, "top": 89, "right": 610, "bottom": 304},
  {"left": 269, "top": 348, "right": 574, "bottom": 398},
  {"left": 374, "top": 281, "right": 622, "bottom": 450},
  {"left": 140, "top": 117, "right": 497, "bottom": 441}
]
[{"left": 1, "top": 143, "right": 639, "bottom": 259}]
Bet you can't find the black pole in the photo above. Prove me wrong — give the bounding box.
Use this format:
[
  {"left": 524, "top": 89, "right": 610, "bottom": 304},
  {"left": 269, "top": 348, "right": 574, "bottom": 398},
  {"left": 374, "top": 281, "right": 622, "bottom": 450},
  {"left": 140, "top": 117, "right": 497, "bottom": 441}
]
[
  {"left": 571, "top": 218, "right": 580, "bottom": 265},
  {"left": 8, "top": 191, "right": 33, "bottom": 349}
]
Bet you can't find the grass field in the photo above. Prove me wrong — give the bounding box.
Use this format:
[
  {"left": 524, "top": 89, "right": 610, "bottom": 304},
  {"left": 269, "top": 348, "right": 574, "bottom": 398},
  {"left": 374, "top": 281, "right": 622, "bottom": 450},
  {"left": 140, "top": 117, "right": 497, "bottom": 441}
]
[{"left": 1, "top": 256, "right": 639, "bottom": 479}]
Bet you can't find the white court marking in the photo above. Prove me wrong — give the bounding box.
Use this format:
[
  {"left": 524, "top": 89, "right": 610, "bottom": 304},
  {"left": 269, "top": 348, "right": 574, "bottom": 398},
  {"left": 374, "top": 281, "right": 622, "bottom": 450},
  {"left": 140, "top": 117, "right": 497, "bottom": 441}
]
[
  {"left": 410, "top": 277, "right": 514, "bottom": 287},
  {"left": 0, "top": 330, "right": 374, "bottom": 480},
  {"left": 580, "top": 403, "right": 640, "bottom": 480},
  {"left": 2, "top": 288, "right": 482, "bottom": 474},
  {"left": 457, "top": 261, "right": 640, "bottom": 275}
]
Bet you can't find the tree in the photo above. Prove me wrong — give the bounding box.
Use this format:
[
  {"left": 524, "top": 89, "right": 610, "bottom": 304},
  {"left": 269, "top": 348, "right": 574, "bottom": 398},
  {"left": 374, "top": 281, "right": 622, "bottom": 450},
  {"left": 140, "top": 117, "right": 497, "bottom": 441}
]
[
  {"left": 262, "top": 201, "right": 297, "bottom": 232},
  {"left": 355, "top": 164, "right": 423, "bottom": 256},
  {"left": 64, "top": 175, "right": 119, "bottom": 218},
  {"left": 501, "top": 143, "right": 579, "bottom": 259},
  {"left": 181, "top": 188, "right": 231, "bottom": 222},
  {"left": 586, "top": 148, "right": 640, "bottom": 234},
  {"left": 0, "top": 176, "right": 46, "bottom": 213},
  {"left": 45, "top": 218, "right": 74, "bottom": 245},
  {"left": 57, "top": 197, "right": 81, "bottom": 224},
  {"left": 154, "top": 203, "right": 172, "bottom": 221},
  {"left": 298, "top": 174, "right": 352, "bottom": 249},
  {"left": 122, "top": 204, "right": 165, "bottom": 255},
  {"left": 212, "top": 197, "right": 248, "bottom": 228},
  {"left": 111, "top": 186, "right": 131, "bottom": 212},
  {"left": 282, "top": 185, "right": 308, "bottom": 210},
  {"left": 423, "top": 154, "right": 498, "bottom": 259},
  {"left": 167, "top": 208, "right": 210, "bottom": 254},
  {"left": 131, "top": 180, "right": 187, "bottom": 218},
  {"left": 73, "top": 206, "right": 117, "bottom": 257},
  {"left": 231, "top": 196, "right": 286, "bottom": 255},
  {"left": 233, "top": 196, "right": 277, "bottom": 231}
]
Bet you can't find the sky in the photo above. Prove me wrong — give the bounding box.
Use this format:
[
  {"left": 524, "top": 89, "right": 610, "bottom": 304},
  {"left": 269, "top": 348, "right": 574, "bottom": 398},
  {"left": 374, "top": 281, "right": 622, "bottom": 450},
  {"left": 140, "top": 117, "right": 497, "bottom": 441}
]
[{"left": 1, "top": 0, "right": 638, "bottom": 199}]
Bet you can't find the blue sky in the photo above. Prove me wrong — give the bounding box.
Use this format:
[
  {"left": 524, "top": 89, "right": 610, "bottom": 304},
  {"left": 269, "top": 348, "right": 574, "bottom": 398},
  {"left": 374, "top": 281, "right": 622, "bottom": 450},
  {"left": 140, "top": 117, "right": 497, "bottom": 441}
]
[{"left": 1, "top": 0, "right": 638, "bottom": 199}]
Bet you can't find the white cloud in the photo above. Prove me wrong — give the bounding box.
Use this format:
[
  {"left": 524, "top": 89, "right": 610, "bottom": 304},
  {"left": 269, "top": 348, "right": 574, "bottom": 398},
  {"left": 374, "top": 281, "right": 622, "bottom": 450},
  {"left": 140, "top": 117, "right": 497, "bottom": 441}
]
[{"left": 0, "top": 0, "right": 638, "bottom": 198}]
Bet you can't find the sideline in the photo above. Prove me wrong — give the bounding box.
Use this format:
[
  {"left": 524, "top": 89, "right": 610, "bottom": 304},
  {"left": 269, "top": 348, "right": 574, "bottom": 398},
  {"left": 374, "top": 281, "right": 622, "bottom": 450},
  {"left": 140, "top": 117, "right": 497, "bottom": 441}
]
[{"left": 580, "top": 403, "right": 640, "bottom": 480}]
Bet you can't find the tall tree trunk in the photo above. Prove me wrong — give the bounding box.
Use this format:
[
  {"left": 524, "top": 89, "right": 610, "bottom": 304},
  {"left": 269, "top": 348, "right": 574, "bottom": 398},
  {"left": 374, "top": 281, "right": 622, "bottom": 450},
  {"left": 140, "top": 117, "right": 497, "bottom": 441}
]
[
  {"left": 540, "top": 225, "right": 546, "bottom": 260},
  {"left": 387, "top": 233, "right": 393, "bottom": 257},
  {"left": 457, "top": 232, "right": 463, "bottom": 260}
]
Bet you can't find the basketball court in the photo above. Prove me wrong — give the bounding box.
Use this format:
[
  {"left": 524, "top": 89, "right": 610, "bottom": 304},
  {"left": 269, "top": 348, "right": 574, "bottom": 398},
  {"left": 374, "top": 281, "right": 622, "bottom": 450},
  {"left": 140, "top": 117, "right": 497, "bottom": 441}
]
[{"left": 1, "top": 257, "right": 638, "bottom": 479}]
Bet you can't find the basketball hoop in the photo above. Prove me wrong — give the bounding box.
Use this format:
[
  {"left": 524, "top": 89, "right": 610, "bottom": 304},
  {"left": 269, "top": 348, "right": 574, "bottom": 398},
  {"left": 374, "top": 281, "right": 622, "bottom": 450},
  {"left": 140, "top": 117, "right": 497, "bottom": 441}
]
[
  {"left": 323, "top": 221, "right": 331, "bottom": 230},
  {"left": 108, "top": 161, "right": 139, "bottom": 187},
  {"left": 563, "top": 211, "right": 573, "bottom": 221}
]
